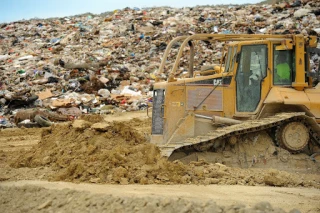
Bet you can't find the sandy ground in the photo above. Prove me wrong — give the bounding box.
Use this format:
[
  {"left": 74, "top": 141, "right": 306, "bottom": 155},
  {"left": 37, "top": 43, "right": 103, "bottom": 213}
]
[
  {"left": 0, "top": 111, "right": 320, "bottom": 212},
  {"left": 1, "top": 180, "right": 320, "bottom": 212}
]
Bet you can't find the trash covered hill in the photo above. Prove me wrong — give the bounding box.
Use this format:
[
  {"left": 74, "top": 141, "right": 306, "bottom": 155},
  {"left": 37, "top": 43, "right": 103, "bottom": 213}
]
[{"left": 0, "top": 0, "right": 320, "bottom": 127}]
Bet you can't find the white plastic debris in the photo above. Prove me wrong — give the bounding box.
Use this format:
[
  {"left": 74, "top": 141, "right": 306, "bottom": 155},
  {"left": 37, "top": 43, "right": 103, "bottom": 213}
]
[
  {"left": 17, "top": 55, "right": 34, "bottom": 61},
  {"left": 294, "top": 9, "right": 311, "bottom": 18},
  {"left": 98, "top": 89, "right": 111, "bottom": 98}
]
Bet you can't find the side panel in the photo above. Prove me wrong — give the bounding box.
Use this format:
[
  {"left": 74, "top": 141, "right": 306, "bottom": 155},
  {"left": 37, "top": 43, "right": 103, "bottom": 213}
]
[
  {"left": 222, "top": 87, "right": 235, "bottom": 118},
  {"left": 305, "top": 89, "right": 320, "bottom": 119},
  {"left": 186, "top": 88, "right": 223, "bottom": 111},
  {"left": 263, "top": 87, "right": 320, "bottom": 119},
  {"left": 186, "top": 85, "right": 224, "bottom": 137},
  {"left": 264, "top": 87, "right": 310, "bottom": 108},
  {"left": 163, "top": 84, "right": 187, "bottom": 143}
]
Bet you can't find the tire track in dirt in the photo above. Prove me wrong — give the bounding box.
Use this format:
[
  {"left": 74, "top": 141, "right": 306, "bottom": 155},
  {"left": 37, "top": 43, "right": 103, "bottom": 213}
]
[
  {"left": 0, "top": 128, "right": 42, "bottom": 152},
  {"left": 1, "top": 181, "right": 320, "bottom": 212}
]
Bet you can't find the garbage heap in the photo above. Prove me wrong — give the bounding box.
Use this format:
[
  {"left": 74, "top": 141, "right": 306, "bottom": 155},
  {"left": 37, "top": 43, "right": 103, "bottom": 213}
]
[{"left": 0, "top": 0, "right": 319, "bottom": 127}]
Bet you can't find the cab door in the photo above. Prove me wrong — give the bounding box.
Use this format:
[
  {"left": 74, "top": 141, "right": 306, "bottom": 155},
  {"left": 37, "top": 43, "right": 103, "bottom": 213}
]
[{"left": 234, "top": 41, "right": 270, "bottom": 115}]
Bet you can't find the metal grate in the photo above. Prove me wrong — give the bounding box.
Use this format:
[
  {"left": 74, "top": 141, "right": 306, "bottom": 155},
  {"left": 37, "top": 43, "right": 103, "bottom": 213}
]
[{"left": 152, "top": 89, "right": 165, "bottom": 134}]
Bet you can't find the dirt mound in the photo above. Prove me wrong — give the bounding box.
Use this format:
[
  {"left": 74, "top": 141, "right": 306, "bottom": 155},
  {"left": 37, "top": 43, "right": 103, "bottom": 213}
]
[
  {"left": 174, "top": 131, "right": 320, "bottom": 174},
  {"left": 0, "top": 185, "right": 296, "bottom": 213},
  {"left": 10, "top": 118, "right": 320, "bottom": 188},
  {"left": 78, "top": 114, "right": 105, "bottom": 123},
  {"left": 0, "top": 127, "right": 43, "bottom": 138}
]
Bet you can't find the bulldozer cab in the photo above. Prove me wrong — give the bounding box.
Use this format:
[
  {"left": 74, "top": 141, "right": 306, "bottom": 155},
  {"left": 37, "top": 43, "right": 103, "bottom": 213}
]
[{"left": 225, "top": 39, "right": 312, "bottom": 115}]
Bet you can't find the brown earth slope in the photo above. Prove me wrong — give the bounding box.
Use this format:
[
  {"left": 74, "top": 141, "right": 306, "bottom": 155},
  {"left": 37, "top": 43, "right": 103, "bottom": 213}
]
[
  {"left": 1, "top": 113, "right": 318, "bottom": 188},
  {"left": 0, "top": 112, "right": 320, "bottom": 212}
]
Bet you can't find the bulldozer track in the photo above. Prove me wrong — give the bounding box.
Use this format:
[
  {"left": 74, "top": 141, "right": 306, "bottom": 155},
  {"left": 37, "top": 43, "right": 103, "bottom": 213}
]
[{"left": 159, "top": 112, "right": 320, "bottom": 157}]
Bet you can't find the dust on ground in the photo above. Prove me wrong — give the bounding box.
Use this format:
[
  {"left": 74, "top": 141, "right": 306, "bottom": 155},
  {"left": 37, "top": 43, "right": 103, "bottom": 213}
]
[
  {"left": 3, "top": 181, "right": 320, "bottom": 213},
  {"left": 2, "top": 114, "right": 319, "bottom": 188},
  {"left": 173, "top": 131, "right": 320, "bottom": 174}
]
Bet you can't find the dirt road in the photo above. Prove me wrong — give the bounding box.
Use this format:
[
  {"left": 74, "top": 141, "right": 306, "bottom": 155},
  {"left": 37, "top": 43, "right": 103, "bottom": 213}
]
[{"left": 1, "top": 180, "right": 320, "bottom": 212}]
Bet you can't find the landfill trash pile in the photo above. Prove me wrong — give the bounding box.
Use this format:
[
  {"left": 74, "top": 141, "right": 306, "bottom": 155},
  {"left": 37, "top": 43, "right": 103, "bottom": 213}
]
[{"left": 0, "top": 0, "right": 319, "bottom": 128}]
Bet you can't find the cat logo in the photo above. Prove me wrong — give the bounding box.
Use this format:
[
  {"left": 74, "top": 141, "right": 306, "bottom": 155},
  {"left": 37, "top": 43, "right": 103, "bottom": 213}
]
[{"left": 213, "top": 78, "right": 222, "bottom": 85}]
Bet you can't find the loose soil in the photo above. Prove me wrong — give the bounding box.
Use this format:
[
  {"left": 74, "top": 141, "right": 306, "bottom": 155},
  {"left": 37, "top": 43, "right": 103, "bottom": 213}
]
[
  {"left": 1, "top": 182, "right": 320, "bottom": 213},
  {"left": 0, "top": 111, "right": 320, "bottom": 212}
]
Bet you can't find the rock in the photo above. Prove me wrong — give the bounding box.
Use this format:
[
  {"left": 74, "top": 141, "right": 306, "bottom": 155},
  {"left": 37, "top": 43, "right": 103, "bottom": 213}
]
[
  {"left": 156, "top": 174, "right": 169, "bottom": 181},
  {"left": 224, "top": 204, "right": 246, "bottom": 213},
  {"left": 204, "top": 178, "right": 213, "bottom": 185},
  {"left": 72, "top": 120, "right": 92, "bottom": 130},
  {"left": 37, "top": 200, "right": 52, "bottom": 210},
  {"left": 181, "top": 175, "right": 191, "bottom": 183},
  {"left": 89, "top": 178, "right": 100, "bottom": 183},
  {"left": 139, "top": 177, "right": 149, "bottom": 184},
  {"left": 120, "top": 178, "right": 129, "bottom": 185},
  {"left": 254, "top": 202, "right": 273, "bottom": 211},
  {"left": 90, "top": 122, "right": 110, "bottom": 131},
  {"left": 42, "top": 156, "right": 51, "bottom": 165},
  {"left": 264, "top": 169, "right": 291, "bottom": 187}
]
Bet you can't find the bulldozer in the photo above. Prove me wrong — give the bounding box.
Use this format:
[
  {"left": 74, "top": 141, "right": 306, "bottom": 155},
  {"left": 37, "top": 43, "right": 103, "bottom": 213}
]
[{"left": 150, "top": 34, "right": 320, "bottom": 166}]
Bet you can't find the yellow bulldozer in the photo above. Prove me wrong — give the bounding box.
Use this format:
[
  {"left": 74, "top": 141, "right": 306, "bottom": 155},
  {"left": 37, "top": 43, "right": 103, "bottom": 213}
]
[{"left": 150, "top": 34, "right": 320, "bottom": 164}]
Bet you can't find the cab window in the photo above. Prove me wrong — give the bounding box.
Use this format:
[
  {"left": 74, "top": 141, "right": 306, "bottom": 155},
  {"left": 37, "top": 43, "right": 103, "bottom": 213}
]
[
  {"left": 273, "top": 46, "right": 295, "bottom": 85},
  {"left": 236, "top": 44, "right": 267, "bottom": 112}
]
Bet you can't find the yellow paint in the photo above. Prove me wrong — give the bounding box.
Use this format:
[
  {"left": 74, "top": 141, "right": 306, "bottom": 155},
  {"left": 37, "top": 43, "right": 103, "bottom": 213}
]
[{"left": 151, "top": 34, "right": 320, "bottom": 146}]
